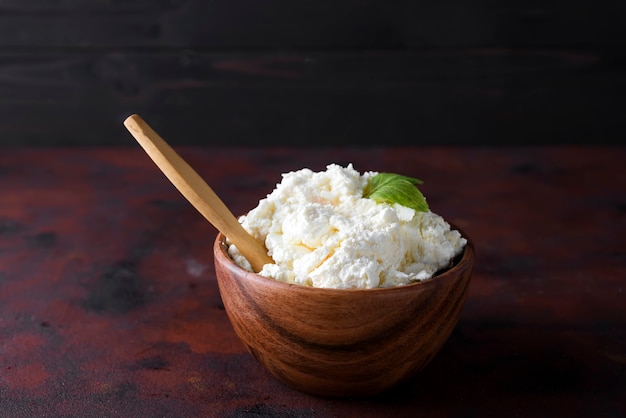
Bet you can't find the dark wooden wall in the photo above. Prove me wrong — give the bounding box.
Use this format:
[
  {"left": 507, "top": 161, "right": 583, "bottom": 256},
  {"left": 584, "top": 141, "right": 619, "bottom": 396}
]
[{"left": 1, "top": 1, "right": 625, "bottom": 146}]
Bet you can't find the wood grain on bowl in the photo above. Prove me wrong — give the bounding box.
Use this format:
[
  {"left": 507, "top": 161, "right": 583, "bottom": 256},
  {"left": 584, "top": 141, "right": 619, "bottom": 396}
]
[{"left": 213, "top": 227, "right": 475, "bottom": 397}]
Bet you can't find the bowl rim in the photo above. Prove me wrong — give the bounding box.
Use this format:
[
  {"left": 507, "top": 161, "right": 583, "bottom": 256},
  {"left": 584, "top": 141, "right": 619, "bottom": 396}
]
[{"left": 213, "top": 221, "right": 475, "bottom": 294}]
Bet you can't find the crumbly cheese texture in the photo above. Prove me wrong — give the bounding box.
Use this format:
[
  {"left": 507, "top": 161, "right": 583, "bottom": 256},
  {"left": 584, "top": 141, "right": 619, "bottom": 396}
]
[{"left": 228, "top": 164, "right": 466, "bottom": 289}]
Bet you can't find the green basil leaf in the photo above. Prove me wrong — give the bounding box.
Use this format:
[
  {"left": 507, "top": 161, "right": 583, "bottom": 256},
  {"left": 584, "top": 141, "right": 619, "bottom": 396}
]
[{"left": 364, "top": 173, "right": 429, "bottom": 212}]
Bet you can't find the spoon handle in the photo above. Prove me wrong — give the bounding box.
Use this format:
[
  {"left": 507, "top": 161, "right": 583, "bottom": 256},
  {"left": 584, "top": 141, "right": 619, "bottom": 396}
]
[{"left": 123, "top": 114, "right": 272, "bottom": 272}]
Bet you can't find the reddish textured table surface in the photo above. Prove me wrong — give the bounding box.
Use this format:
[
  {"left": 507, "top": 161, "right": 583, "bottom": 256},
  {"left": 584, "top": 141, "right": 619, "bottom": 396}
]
[{"left": 1, "top": 146, "right": 624, "bottom": 417}]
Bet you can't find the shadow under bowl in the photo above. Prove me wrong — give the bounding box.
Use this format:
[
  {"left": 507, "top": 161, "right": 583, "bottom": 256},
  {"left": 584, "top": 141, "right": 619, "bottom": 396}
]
[{"left": 213, "top": 224, "right": 475, "bottom": 398}]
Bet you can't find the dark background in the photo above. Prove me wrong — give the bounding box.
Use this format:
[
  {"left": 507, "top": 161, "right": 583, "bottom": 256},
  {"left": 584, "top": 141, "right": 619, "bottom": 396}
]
[{"left": 1, "top": 0, "right": 625, "bottom": 147}]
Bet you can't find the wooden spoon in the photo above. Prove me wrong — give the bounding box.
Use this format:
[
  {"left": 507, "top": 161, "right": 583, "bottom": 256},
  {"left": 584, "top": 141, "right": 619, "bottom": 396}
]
[{"left": 123, "top": 114, "right": 273, "bottom": 272}]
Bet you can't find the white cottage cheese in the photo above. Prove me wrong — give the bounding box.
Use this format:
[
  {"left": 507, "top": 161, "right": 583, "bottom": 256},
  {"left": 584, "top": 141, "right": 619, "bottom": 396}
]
[{"left": 228, "top": 164, "right": 466, "bottom": 289}]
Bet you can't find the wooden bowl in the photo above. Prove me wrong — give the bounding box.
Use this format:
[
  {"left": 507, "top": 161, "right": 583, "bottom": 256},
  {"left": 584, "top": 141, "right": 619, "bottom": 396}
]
[{"left": 213, "top": 225, "right": 475, "bottom": 397}]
